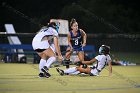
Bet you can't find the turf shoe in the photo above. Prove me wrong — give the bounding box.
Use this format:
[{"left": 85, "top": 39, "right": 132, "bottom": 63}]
[
  {"left": 56, "top": 68, "right": 64, "bottom": 76},
  {"left": 38, "top": 73, "right": 45, "bottom": 78},
  {"left": 41, "top": 66, "right": 51, "bottom": 78}
]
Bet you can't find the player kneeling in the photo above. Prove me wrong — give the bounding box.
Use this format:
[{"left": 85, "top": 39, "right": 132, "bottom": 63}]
[{"left": 56, "top": 45, "right": 112, "bottom": 76}]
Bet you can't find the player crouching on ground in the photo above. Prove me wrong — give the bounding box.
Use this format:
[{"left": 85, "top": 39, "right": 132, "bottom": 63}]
[{"left": 56, "top": 45, "right": 112, "bottom": 76}]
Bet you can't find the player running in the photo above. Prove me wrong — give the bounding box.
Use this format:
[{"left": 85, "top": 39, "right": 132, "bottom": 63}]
[
  {"left": 63, "top": 18, "right": 87, "bottom": 68},
  {"left": 32, "top": 22, "right": 63, "bottom": 78},
  {"left": 56, "top": 45, "right": 112, "bottom": 76}
]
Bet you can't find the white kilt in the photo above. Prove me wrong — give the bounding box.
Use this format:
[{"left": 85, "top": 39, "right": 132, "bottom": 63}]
[
  {"left": 32, "top": 40, "right": 50, "bottom": 50},
  {"left": 90, "top": 68, "right": 100, "bottom": 76}
]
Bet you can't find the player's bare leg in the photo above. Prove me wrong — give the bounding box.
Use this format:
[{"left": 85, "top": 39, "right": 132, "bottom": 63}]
[
  {"left": 65, "top": 47, "right": 72, "bottom": 60},
  {"left": 77, "top": 51, "right": 84, "bottom": 61}
]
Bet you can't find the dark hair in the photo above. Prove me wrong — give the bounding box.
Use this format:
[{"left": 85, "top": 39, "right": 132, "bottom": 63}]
[
  {"left": 48, "top": 22, "right": 57, "bottom": 29},
  {"left": 70, "top": 18, "right": 77, "bottom": 27}
]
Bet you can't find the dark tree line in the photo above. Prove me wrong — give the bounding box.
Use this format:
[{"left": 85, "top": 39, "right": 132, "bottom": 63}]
[{"left": 0, "top": 0, "right": 140, "bottom": 33}]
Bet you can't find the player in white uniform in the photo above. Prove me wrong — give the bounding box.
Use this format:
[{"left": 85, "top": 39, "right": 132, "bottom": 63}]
[
  {"left": 32, "top": 22, "right": 63, "bottom": 78},
  {"left": 56, "top": 45, "right": 112, "bottom": 76}
]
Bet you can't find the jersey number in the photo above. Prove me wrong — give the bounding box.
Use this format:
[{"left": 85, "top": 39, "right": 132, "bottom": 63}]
[{"left": 75, "top": 39, "right": 79, "bottom": 45}]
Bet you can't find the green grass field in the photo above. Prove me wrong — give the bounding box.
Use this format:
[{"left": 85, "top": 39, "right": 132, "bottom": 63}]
[{"left": 0, "top": 62, "right": 140, "bottom": 93}]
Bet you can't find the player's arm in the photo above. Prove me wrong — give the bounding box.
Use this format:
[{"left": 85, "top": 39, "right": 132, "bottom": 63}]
[
  {"left": 82, "top": 58, "right": 97, "bottom": 65},
  {"left": 108, "top": 60, "right": 112, "bottom": 76},
  {"left": 80, "top": 29, "right": 87, "bottom": 47},
  {"left": 67, "top": 32, "right": 73, "bottom": 51}
]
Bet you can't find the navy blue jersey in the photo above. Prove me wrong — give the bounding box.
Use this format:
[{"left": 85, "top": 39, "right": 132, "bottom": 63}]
[{"left": 70, "top": 29, "right": 83, "bottom": 49}]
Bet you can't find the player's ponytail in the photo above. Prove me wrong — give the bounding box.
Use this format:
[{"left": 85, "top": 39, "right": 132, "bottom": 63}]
[{"left": 70, "top": 18, "right": 77, "bottom": 27}]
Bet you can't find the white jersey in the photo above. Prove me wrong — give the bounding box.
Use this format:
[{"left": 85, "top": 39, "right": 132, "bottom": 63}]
[
  {"left": 90, "top": 54, "right": 111, "bottom": 76},
  {"left": 94, "top": 54, "right": 111, "bottom": 71},
  {"left": 32, "top": 27, "right": 58, "bottom": 50},
  {"left": 33, "top": 27, "right": 58, "bottom": 42}
]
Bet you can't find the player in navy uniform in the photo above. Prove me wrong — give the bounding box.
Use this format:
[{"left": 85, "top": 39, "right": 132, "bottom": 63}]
[{"left": 63, "top": 18, "right": 87, "bottom": 68}]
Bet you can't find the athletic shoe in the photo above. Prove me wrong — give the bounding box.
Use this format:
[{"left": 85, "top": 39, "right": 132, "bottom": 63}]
[
  {"left": 56, "top": 68, "right": 64, "bottom": 76},
  {"left": 38, "top": 73, "right": 45, "bottom": 78},
  {"left": 41, "top": 66, "right": 51, "bottom": 78}
]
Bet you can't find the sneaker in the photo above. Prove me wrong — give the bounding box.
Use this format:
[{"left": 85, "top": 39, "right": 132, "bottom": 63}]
[
  {"left": 38, "top": 73, "right": 45, "bottom": 78},
  {"left": 41, "top": 66, "right": 51, "bottom": 78},
  {"left": 56, "top": 68, "right": 64, "bottom": 76}
]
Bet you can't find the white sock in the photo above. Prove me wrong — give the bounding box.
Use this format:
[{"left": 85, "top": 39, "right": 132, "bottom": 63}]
[
  {"left": 64, "top": 67, "right": 77, "bottom": 74},
  {"left": 39, "top": 59, "right": 46, "bottom": 73},
  {"left": 45, "top": 56, "right": 56, "bottom": 68},
  {"left": 70, "top": 71, "right": 80, "bottom": 75}
]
